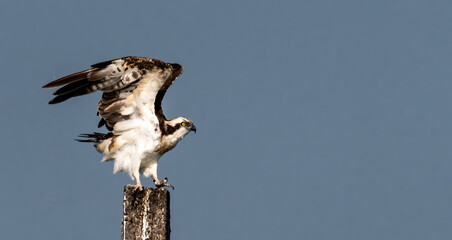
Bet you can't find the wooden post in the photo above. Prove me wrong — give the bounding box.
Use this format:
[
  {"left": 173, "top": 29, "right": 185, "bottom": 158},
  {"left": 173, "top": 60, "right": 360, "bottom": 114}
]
[{"left": 121, "top": 186, "right": 171, "bottom": 240}]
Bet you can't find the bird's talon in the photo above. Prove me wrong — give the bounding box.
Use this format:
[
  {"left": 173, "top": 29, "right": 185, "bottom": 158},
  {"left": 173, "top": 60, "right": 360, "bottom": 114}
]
[
  {"left": 126, "top": 184, "right": 143, "bottom": 191},
  {"left": 154, "top": 179, "right": 174, "bottom": 190},
  {"left": 163, "top": 183, "right": 174, "bottom": 190}
]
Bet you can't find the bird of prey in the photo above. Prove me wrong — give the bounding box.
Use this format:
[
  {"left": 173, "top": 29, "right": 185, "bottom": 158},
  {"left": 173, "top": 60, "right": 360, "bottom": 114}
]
[{"left": 43, "top": 56, "right": 196, "bottom": 189}]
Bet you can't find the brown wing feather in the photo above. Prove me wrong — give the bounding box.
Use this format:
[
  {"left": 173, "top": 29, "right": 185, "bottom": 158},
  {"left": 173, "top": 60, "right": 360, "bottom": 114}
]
[
  {"left": 52, "top": 80, "right": 90, "bottom": 95},
  {"left": 43, "top": 69, "right": 92, "bottom": 88},
  {"left": 44, "top": 56, "right": 183, "bottom": 132},
  {"left": 44, "top": 58, "right": 129, "bottom": 104}
]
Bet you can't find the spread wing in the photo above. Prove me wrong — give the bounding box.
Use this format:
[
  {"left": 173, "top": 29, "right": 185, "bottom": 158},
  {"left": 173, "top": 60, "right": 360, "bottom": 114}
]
[{"left": 43, "top": 56, "right": 183, "bottom": 133}]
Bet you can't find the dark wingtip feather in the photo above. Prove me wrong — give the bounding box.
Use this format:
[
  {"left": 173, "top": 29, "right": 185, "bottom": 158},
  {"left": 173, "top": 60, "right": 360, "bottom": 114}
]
[
  {"left": 52, "top": 80, "right": 90, "bottom": 96},
  {"left": 42, "top": 81, "right": 57, "bottom": 88},
  {"left": 48, "top": 95, "right": 71, "bottom": 104},
  {"left": 47, "top": 83, "right": 97, "bottom": 104},
  {"left": 43, "top": 69, "right": 92, "bottom": 88}
]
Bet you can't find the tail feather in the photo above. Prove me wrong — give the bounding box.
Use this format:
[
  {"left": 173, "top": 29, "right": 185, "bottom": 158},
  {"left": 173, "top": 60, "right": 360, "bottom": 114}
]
[{"left": 75, "top": 132, "right": 113, "bottom": 143}]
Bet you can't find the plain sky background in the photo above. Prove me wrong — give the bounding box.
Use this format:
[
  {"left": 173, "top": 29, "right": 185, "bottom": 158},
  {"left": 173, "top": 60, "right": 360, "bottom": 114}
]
[{"left": 1, "top": 0, "right": 452, "bottom": 239}]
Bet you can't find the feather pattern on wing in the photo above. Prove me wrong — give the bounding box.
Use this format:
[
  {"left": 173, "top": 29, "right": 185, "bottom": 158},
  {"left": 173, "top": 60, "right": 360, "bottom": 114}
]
[{"left": 43, "top": 56, "right": 183, "bottom": 133}]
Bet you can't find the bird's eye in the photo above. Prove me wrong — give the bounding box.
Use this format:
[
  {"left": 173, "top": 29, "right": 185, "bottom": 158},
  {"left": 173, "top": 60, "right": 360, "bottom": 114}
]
[{"left": 181, "top": 122, "right": 186, "bottom": 127}]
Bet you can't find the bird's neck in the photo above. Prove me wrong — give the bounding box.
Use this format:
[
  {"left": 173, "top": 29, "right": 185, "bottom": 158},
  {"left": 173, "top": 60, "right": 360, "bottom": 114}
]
[{"left": 161, "top": 129, "right": 188, "bottom": 144}]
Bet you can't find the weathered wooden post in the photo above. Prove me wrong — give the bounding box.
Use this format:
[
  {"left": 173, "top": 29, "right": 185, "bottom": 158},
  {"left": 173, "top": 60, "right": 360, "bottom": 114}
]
[{"left": 121, "top": 186, "right": 171, "bottom": 240}]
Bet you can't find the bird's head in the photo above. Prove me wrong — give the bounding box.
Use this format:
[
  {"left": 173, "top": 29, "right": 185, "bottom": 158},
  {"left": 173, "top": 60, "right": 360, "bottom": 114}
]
[{"left": 164, "top": 117, "right": 196, "bottom": 141}]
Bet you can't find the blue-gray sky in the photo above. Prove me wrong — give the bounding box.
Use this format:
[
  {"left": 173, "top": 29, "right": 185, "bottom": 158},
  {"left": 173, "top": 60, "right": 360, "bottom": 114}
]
[{"left": 1, "top": 0, "right": 452, "bottom": 239}]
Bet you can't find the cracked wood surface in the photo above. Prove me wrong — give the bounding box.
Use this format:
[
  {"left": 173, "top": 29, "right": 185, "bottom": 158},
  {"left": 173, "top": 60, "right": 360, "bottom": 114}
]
[{"left": 121, "top": 186, "right": 171, "bottom": 240}]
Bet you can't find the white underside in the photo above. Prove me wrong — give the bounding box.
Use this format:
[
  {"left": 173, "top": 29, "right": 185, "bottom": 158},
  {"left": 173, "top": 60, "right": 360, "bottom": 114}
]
[
  {"left": 95, "top": 73, "right": 166, "bottom": 182},
  {"left": 92, "top": 72, "right": 190, "bottom": 184},
  {"left": 96, "top": 117, "right": 163, "bottom": 182}
]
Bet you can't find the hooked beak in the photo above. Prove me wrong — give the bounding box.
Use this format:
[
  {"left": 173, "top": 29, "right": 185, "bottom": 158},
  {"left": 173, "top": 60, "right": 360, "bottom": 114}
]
[{"left": 190, "top": 125, "right": 197, "bottom": 134}]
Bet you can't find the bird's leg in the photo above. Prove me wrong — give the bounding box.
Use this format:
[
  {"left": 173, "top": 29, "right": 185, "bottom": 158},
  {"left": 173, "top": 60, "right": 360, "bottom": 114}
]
[
  {"left": 135, "top": 177, "right": 143, "bottom": 190},
  {"left": 126, "top": 173, "right": 143, "bottom": 190},
  {"left": 148, "top": 163, "right": 174, "bottom": 189}
]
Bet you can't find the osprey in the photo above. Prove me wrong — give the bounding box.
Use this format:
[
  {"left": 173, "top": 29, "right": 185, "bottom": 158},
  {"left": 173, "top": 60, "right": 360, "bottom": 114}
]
[{"left": 43, "top": 56, "right": 196, "bottom": 189}]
